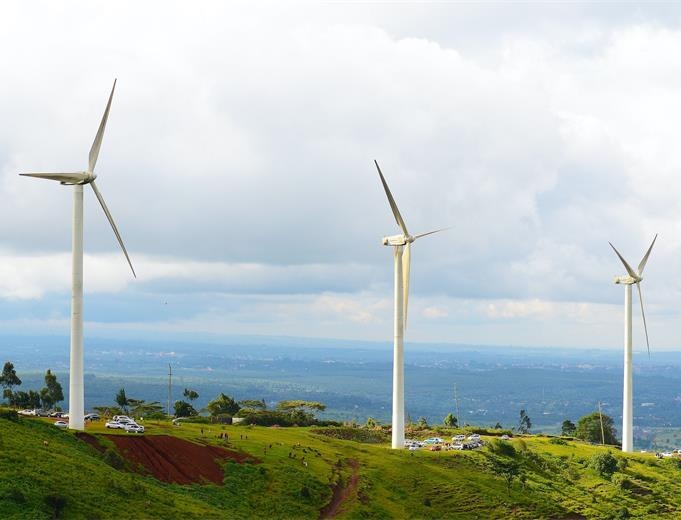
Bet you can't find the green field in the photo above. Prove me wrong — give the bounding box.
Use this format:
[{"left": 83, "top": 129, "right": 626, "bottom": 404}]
[{"left": 3, "top": 413, "right": 681, "bottom": 519}]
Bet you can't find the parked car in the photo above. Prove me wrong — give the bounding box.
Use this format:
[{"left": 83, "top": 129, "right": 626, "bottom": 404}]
[
  {"left": 113, "top": 415, "right": 131, "bottom": 422},
  {"left": 54, "top": 421, "right": 68, "bottom": 428},
  {"left": 49, "top": 411, "right": 65, "bottom": 418},
  {"left": 408, "top": 445, "right": 420, "bottom": 451},
  {"left": 452, "top": 435, "right": 465, "bottom": 441},
  {"left": 84, "top": 413, "right": 100, "bottom": 421},
  {"left": 429, "top": 445, "right": 442, "bottom": 451},
  {"left": 450, "top": 443, "right": 464, "bottom": 450},
  {"left": 423, "top": 437, "right": 444, "bottom": 445},
  {"left": 467, "top": 434, "right": 480, "bottom": 441},
  {"left": 500, "top": 434, "right": 511, "bottom": 440},
  {"left": 105, "top": 420, "right": 125, "bottom": 429},
  {"left": 125, "top": 424, "right": 144, "bottom": 434}
]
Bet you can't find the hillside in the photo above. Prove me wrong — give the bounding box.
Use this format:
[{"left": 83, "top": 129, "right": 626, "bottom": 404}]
[{"left": 2, "top": 413, "right": 681, "bottom": 519}]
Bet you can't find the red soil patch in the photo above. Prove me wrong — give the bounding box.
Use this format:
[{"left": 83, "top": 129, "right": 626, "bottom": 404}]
[
  {"left": 75, "top": 432, "right": 106, "bottom": 453},
  {"left": 319, "top": 458, "right": 360, "bottom": 519},
  {"left": 107, "top": 435, "right": 258, "bottom": 485}
]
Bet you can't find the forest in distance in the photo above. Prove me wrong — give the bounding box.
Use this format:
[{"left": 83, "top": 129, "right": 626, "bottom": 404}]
[{"left": 4, "top": 334, "right": 681, "bottom": 448}]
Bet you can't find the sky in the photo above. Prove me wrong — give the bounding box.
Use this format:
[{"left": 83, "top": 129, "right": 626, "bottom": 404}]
[{"left": 2, "top": 1, "right": 681, "bottom": 349}]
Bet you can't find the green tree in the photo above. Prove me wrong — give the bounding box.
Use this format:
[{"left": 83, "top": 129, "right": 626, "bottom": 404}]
[
  {"left": 443, "top": 413, "right": 458, "bottom": 427},
  {"left": 589, "top": 451, "right": 618, "bottom": 478},
  {"left": 517, "top": 409, "right": 532, "bottom": 434},
  {"left": 40, "top": 369, "right": 64, "bottom": 409},
  {"left": 239, "top": 399, "right": 267, "bottom": 410},
  {"left": 276, "top": 400, "right": 326, "bottom": 412},
  {"left": 417, "top": 417, "right": 428, "bottom": 428},
  {"left": 13, "top": 390, "right": 41, "bottom": 409},
  {"left": 173, "top": 400, "right": 198, "bottom": 417},
  {"left": 494, "top": 422, "right": 503, "bottom": 429},
  {"left": 183, "top": 388, "right": 199, "bottom": 402},
  {"left": 115, "top": 388, "right": 130, "bottom": 414},
  {"left": 492, "top": 459, "right": 520, "bottom": 495},
  {"left": 365, "top": 417, "right": 379, "bottom": 428},
  {"left": 561, "top": 419, "right": 576, "bottom": 436},
  {"left": 206, "top": 393, "right": 240, "bottom": 416},
  {"left": 575, "top": 412, "right": 617, "bottom": 445},
  {"left": 0, "top": 362, "right": 21, "bottom": 404}
]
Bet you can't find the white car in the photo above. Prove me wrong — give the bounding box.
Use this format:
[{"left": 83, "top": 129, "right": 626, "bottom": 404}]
[
  {"left": 661, "top": 452, "right": 674, "bottom": 458},
  {"left": 105, "top": 421, "right": 125, "bottom": 429},
  {"left": 452, "top": 435, "right": 465, "bottom": 441},
  {"left": 450, "top": 443, "right": 464, "bottom": 450},
  {"left": 467, "top": 434, "right": 481, "bottom": 441},
  {"left": 125, "top": 424, "right": 144, "bottom": 434},
  {"left": 500, "top": 434, "right": 511, "bottom": 440},
  {"left": 423, "top": 437, "right": 444, "bottom": 445},
  {"left": 113, "top": 415, "right": 132, "bottom": 422},
  {"left": 54, "top": 421, "right": 68, "bottom": 428}
]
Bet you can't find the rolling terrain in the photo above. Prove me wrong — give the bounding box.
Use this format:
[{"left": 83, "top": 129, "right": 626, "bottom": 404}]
[{"left": 3, "top": 411, "right": 681, "bottom": 518}]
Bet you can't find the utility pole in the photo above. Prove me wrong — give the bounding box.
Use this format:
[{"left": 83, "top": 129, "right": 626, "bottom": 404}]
[
  {"left": 454, "top": 383, "right": 461, "bottom": 430},
  {"left": 167, "top": 363, "right": 172, "bottom": 417},
  {"left": 598, "top": 401, "right": 606, "bottom": 445}
]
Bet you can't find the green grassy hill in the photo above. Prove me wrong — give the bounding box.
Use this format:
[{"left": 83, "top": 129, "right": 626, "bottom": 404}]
[{"left": 2, "top": 412, "right": 681, "bottom": 519}]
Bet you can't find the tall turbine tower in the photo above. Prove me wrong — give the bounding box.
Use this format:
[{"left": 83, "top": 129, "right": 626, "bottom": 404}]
[
  {"left": 20, "top": 80, "right": 135, "bottom": 430},
  {"left": 609, "top": 235, "right": 656, "bottom": 452},
  {"left": 374, "top": 160, "right": 446, "bottom": 449}
]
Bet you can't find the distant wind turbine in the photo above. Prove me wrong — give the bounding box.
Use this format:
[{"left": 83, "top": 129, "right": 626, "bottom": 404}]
[
  {"left": 609, "top": 235, "right": 656, "bottom": 452},
  {"left": 20, "top": 80, "right": 135, "bottom": 430},
  {"left": 374, "top": 160, "right": 447, "bottom": 449}
]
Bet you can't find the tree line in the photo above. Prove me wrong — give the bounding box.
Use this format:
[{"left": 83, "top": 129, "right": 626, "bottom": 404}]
[{"left": 0, "top": 361, "right": 64, "bottom": 410}]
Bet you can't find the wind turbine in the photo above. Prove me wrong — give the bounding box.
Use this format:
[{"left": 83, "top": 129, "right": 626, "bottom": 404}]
[
  {"left": 374, "top": 160, "right": 446, "bottom": 449},
  {"left": 20, "top": 80, "right": 135, "bottom": 430},
  {"left": 609, "top": 235, "right": 656, "bottom": 452}
]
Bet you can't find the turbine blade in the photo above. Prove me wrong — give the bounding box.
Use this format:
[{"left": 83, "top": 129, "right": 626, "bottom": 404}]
[
  {"left": 374, "top": 160, "right": 409, "bottom": 236},
  {"left": 413, "top": 227, "right": 451, "bottom": 240},
  {"left": 89, "top": 79, "right": 117, "bottom": 173},
  {"left": 609, "top": 242, "right": 637, "bottom": 279},
  {"left": 403, "top": 243, "right": 411, "bottom": 330},
  {"left": 20, "top": 172, "right": 88, "bottom": 183},
  {"left": 637, "top": 234, "right": 658, "bottom": 276},
  {"left": 90, "top": 180, "right": 136, "bottom": 277},
  {"left": 636, "top": 282, "right": 650, "bottom": 358}
]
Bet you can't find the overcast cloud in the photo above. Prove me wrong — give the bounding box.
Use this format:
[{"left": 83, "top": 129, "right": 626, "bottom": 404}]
[{"left": 2, "top": 2, "right": 681, "bottom": 349}]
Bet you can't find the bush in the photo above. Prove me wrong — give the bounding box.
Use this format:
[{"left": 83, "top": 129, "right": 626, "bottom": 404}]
[
  {"left": 44, "top": 494, "right": 67, "bottom": 518},
  {"left": 0, "top": 408, "right": 19, "bottom": 422},
  {"left": 102, "top": 449, "right": 126, "bottom": 470},
  {"left": 488, "top": 439, "right": 517, "bottom": 457},
  {"left": 589, "top": 452, "right": 618, "bottom": 478},
  {"left": 549, "top": 438, "right": 568, "bottom": 445},
  {"left": 611, "top": 473, "right": 632, "bottom": 490},
  {"left": 616, "top": 457, "right": 629, "bottom": 472}
]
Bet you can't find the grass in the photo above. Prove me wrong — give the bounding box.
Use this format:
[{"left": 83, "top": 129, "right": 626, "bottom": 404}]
[{"left": 4, "top": 414, "right": 681, "bottom": 518}]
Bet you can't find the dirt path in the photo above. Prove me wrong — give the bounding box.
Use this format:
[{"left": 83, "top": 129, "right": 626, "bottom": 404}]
[{"left": 319, "top": 458, "right": 360, "bottom": 519}]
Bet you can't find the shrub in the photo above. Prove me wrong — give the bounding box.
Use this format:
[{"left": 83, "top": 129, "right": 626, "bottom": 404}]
[
  {"left": 611, "top": 473, "right": 632, "bottom": 490},
  {"left": 103, "top": 449, "right": 126, "bottom": 470},
  {"left": 589, "top": 452, "right": 618, "bottom": 478},
  {"left": 44, "top": 494, "right": 67, "bottom": 518},
  {"left": 0, "top": 408, "right": 19, "bottom": 422},
  {"left": 549, "top": 438, "right": 568, "bottom": 445},
  {"left": 616, "top": 457, "right": 629, "bottom": 471},
  {"left": 488, "top": 439, "right": 517, "bottom": 457}
]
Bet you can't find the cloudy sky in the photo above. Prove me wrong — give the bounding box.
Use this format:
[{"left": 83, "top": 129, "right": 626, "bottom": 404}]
[{"left": 2, "top": 2, "right": 681, "bottom": 349}]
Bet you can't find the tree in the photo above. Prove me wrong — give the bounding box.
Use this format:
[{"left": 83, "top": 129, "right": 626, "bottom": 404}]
[
  {"left": 115, "top": 388, "right": 130, "bottom": 414},
  {"left": 492, "top": 459, "right": 520, "bottom": 495},
  {"left": 239, "top": 399, "right": 267, "bottom": 410},
  {"left": 494, "top": 422, "right": 503, "bottom": 429},
  {"left": 575, "top": 412, "right": 617, "bottom": 445},
  {"left": 443, "top": 413, "right": 458, "bottom": 427},
  {"left": 365, "top": 417, "right": 379, "bottom": 428},
  {"left": 589, "top": 451, "right": 618, "bottom": 478},
  {"left": 561, "top": 419, "right": 576, "bottom": 436},
  {"left": 206, "top": 393, "right": 240, "bottom": 416},
  {"left": 0, "top": 362, "right": 21, "bottom": 403},
  {"left": 417, "top": 417, "right": 429, "bottom": 428},
  {"left": 12, "top": 390, "right": 41, "bottom": 409},
  {"left": 517, "top": 409, "right": 532, "bottom": 434},
  {"left": 40, "top": 370, "right": 64, "bottom": 409},
  {"left": 174, "top": 400, "right": 197, "bottom": 417},
  {"left": 183, "top": 388, "right": 199, "bottom": 402},
  {"left": 276, "top": 400, "right": 326, "bottom": 412}
]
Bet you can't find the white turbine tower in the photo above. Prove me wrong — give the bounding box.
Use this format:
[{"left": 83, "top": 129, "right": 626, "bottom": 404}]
[
  {"left": 20, "top": 80, "right": 135, "bottom": 430},
  {"left": 609, "top": 235, "right": 656, "bottom": 453},
  {"left": 374, "top": 160, "right": 446, "bottom": 449}
]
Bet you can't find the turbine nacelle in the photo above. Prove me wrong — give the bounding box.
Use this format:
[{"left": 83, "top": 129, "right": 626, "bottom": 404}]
[
  {"left": 614, "top": 275, "right": 641, "bottom": 285},
  {"left": 382, "top": 234, "right": 413, "bottom": 246},
  {"left": 20, "top": 171, "right": 97, "bottom": 185}
]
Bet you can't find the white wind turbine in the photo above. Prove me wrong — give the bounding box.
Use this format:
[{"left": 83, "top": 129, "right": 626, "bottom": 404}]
[
  {"left": 374, "top": 160, "right": 447, "bottom": 449},
  {"left": 609, "top": 235, "right": 656, "bottom": 453},
  {"left": 20, "top": 80, "right": 135, "bottom": 430}
]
